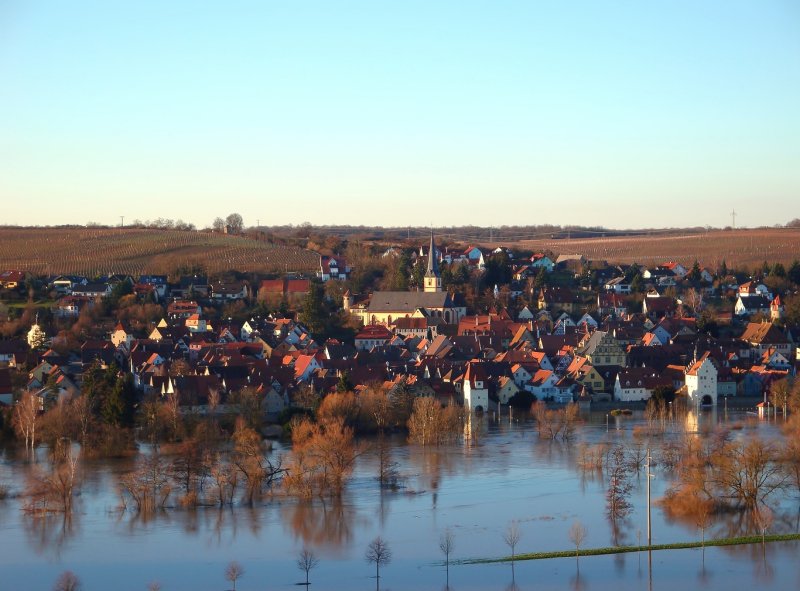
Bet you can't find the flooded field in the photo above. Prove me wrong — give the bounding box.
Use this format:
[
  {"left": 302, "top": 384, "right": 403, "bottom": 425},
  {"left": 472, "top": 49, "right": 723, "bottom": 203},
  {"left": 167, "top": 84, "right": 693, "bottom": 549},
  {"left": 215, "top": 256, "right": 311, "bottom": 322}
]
[{"left": 1, "top": 409, "right": 799, "bottom": 591}]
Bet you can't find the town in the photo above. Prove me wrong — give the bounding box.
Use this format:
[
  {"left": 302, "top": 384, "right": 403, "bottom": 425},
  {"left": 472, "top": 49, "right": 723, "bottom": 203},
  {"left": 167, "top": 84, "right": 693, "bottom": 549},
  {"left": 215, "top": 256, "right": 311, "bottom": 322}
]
[{"left": 2, "top": 230, "right": 798, "bottom": 429}]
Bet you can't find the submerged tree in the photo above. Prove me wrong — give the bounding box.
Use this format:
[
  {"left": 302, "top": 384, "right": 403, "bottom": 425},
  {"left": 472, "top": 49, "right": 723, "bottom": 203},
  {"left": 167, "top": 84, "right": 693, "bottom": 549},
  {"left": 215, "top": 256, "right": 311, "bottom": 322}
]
[
  {"left": 503, "top": 521, "right": 522, "bottom": 580},
  {"left": 297, "top": 547, "right": 319, "bottom": 586},
  {"left": 569, "top": 520, "right": 587, "bottom": 567},
  {"left": 439, "top": 529, "right": 455, "bottom": 584},
  {"left": 225, "top": 561, "right": 244, "bottom": 591},
  {"left": 606, "top": 445, "right": 632, "bottom": 521},
  {"left": 365, "top": 536, "right": 392, "bottom": 591}
]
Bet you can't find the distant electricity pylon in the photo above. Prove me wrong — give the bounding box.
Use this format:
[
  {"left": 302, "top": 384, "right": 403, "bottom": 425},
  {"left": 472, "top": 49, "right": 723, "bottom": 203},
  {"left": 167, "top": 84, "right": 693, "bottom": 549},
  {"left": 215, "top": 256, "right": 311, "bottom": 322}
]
[
  {"left": 120, "top": 215, "right": 125, "bottom": 228},
  {"left": 730, "top": 209, "right": 736, "bottom": 229}
]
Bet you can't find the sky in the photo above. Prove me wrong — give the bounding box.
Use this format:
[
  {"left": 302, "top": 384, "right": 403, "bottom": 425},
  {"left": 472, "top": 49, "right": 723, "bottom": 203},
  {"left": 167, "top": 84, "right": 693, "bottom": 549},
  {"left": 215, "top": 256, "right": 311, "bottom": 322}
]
[{"left": 1, "top": 1, "right": 799, "bottom": 230}]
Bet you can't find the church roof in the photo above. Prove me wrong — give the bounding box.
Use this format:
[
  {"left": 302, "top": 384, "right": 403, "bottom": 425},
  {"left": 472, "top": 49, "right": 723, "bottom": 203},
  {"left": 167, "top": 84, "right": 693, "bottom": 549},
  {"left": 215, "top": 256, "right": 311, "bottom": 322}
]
[{"left": 367, "top": 291, "right": 452, "bottom": 312}]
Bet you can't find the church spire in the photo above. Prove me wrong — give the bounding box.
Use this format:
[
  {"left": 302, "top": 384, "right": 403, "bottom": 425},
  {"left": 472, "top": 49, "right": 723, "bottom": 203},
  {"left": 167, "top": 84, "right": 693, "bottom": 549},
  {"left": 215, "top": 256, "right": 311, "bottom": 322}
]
[
  {"left": 423, "top": 231, "right": 442, "bottom": 293},
  {"left": 425, "top": 232, "right": 439, "bottom": 277}
]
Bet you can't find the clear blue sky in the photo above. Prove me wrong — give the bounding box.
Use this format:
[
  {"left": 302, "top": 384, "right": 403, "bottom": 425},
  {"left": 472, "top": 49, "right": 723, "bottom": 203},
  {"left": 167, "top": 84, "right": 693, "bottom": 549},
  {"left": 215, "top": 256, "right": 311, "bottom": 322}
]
[{"left": 1, "top": 1, "right": 799, "bottom": 229}]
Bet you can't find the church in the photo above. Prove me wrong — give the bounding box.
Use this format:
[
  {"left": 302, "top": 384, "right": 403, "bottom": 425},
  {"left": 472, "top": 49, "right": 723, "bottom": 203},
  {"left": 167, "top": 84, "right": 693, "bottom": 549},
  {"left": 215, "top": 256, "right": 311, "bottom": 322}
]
[{"left": 344, "top": 234, "right": 467, "bottom": 326}]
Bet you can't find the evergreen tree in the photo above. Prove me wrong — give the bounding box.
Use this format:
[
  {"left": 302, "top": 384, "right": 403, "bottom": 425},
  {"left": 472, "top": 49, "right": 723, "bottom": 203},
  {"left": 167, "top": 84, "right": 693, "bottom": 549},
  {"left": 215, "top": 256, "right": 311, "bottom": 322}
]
[
  {"left": 771, "top": 262, "right": 786, "bottom": 278},
  {"left": 630, "top": 273, "right": 644, "bottom": 293},
  {"left": 788, "top": 260, "right": 800, "bottom": 286},
  {"left": 687, "top": 261, "right": 702, "bottom": 284},
  {"left": 299, "top": 280, "right": 327, "bottom": 337}
]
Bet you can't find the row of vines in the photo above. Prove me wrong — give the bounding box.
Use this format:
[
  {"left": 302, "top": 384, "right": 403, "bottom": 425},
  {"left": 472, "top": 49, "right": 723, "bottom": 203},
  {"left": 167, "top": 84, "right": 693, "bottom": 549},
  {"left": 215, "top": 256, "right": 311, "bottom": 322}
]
[{"left": 0, "top": 228, "right": 320, "bottom": 277}]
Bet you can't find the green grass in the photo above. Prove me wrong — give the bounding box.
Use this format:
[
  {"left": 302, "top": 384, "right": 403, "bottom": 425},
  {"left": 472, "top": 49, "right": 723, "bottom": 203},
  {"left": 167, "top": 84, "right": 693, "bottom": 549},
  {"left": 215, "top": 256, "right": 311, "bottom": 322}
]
[
  {"left": 6, "top": 300, "right": 53, "bottom": 309},
  {"left": 460, "top": 533, "right": 800, "bottom": 564}
]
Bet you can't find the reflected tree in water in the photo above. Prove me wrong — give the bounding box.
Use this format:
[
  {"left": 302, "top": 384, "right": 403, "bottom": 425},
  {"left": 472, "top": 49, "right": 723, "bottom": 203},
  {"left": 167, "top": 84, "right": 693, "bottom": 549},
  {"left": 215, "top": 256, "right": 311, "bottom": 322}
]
[
  {"left": 53, "top": 570, "right": 81, "bottom": 591},
  {"left": 283, "top": 498, "right": 359, "bottom": 552}
]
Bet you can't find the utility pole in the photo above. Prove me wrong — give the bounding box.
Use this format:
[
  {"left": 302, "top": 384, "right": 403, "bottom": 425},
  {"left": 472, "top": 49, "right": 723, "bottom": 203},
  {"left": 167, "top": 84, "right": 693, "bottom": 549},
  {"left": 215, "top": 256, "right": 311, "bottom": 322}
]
[
  {"left": 646, "top": 448, "right": 653, "bottom": 546},
  {"left": 120, "top": 215, "right": 124, "bottom": 228},
  {"left": 731, "top": 209, "right": 736, "bottom": 229}
]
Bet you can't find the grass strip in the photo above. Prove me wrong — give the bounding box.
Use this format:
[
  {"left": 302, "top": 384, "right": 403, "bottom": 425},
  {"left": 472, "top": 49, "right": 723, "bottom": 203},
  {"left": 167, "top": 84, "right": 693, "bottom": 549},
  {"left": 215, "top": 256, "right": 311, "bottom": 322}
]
[{"left": 460, "top": 533, "right": 800, "bottom": 564}]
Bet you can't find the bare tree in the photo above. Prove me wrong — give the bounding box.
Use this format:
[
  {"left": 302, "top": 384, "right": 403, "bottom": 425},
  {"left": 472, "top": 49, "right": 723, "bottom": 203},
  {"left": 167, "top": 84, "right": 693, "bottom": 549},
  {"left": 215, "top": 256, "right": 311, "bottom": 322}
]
[
  {"left": 225, "top": 561, "right": 244, "bottom": 591},
  {"left": 712, "top": 438, "right": 785, "bottom": 510},
  {"left": 503, "top": 521, "right": 522, "bottom": 579},
  {"left": 439, "top": 529, "right": 455, "bottom": 584},
  {"left": 377, "top": 435, "right": 400, "bottom": 489},
  {"left": 225, "top": 213, "right": 244, "bottom": 234},
  {"left": 24, "top": 450, "right": 79, "bottom": 515},
  {"left": 119, "top": 454, "right": 172, "bottom": 513},
  {"left": 13, "top": 390, "right": 40, "bottom": 451},
  {"left": 606, "top": 445, "right": 632, "bottom": 520},
  {"left": 754, "top": 504, "right": 774, "bottom": 546},
  {"left": 696, "top": 503, "right": 711, "bottom": 549},
  {"left": 53, "top": 571, "right": 81, "bottom": 591},
  {"left": 165, "top": 391, "right": 181, "bottom": 442},
  {"left": 568, "top": 520, "right": 587, "bottom": 565},
  {"left": 297, "top": 547, "right": 319, "bottom": 586},
  {"left": 365, "top": 536, "right": 392, "bottom": 590}
]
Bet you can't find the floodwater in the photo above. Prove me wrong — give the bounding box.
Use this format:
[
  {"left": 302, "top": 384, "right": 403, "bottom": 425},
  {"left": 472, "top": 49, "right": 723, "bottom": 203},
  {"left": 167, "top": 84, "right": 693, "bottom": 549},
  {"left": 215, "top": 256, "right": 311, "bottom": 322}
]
[{"left": 1, "top": 410, "right": 799, "bottom": 591}]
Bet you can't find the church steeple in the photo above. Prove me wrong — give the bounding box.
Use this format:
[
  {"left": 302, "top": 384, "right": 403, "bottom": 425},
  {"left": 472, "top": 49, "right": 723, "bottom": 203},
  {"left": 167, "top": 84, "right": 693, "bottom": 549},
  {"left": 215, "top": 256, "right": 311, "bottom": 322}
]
[{"left": 424, "top": 232, "right": 442, "bottom": 293}]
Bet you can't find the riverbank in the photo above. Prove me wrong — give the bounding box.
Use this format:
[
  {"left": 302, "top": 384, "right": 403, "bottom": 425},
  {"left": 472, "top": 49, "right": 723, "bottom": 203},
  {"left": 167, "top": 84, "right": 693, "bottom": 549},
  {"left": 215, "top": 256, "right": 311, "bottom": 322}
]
[{"left": 461, "top": 532, "right": 800, "bottom": 564}]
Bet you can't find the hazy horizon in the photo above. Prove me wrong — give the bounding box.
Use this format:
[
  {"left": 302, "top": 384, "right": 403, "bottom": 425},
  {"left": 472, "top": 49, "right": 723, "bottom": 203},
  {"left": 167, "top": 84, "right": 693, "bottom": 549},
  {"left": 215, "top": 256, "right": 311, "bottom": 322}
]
[{"left": 2, "top": 1, "right": 799, "bottom": 228}]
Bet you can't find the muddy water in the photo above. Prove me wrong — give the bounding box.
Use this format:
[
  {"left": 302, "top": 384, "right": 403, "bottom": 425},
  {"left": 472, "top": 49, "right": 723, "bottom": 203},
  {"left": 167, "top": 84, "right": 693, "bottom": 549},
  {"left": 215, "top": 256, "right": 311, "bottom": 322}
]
[{"left": 1, "top": 410, "right": 798, "bottom": 591}]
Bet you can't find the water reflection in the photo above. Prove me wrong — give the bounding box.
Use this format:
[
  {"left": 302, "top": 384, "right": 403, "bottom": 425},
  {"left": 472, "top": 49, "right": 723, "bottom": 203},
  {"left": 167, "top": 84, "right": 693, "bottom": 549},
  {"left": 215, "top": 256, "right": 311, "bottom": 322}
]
[
  {"left": 281, "top": 498, "right": 362, "bottom": 554},
  {"left": 697, "top": 559, "right": 713, "bottom": 587},
  {"left": 754, "top": 543, "right": 775, "bottom": 584},
  {"left": 570, "top": 569, "right": 588, "bottom": 591},
  {"left": 23, "top": 513, "right": 78, "bottom": 556}
]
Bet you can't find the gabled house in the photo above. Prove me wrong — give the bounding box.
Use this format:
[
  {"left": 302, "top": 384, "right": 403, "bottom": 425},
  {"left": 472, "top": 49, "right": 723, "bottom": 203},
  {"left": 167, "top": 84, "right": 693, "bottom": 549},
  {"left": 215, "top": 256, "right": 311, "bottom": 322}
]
[
  {"left": 603, "top": 277, "right": 631, "bottom": 294},
  {"left": 684, "top": 352, "right": 718, "bottom": 406},
  {"left": 642, "top": 295, "right": 676, "bottom": 320},
  {"left": 318, "top": 256, "right": 351, "bottom": 281},
  {"left": 538, "top": 287, "right": 580, "bottom": 314},
  {"left": 740, "top": 322, "right": 794, "bottom": 359},
  {"left": 530, "top": 254, "right": 555, "bottom": 272},
  {"left": 528, "top": 369, "right": 560, "bottom": 399},
  {"left": 659, "top": 262, "right": 688, "bottom": 278},
  {"left": 211, "top": 281, "right": 249, "bottom": 301},
  {"left": 463, "top": 361, "right": 490, "bottom": 411},
  {"left": 613, "top": 368, "right": 671, "bottom": 402},
  {"left": 735, "top": 295, "right": 771, "bottom": 317},
  {"left": 110, "top": 322, "right": 134, "bottom": 352},
  {"left": 71, "top": 283, "right": 112, "bottom": 298},
  {"left": 577, "top": 331, "right": 627, "bottom": 368},
  {"left": 0, "top": 270, "right": 25, "bottom": 290},
  {"left": 355, "top": 325, "right": 393, "bottom": 351}
]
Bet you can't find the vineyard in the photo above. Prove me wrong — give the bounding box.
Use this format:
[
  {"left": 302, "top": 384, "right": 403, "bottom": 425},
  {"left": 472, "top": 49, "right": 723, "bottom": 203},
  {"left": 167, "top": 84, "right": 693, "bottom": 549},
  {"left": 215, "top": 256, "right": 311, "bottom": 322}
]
[
  {"left": 0, "top": 228, "right": 319, "bottom": 277},
  {"left": 508, "top": 228, "right": 800, "bottom": 270}
]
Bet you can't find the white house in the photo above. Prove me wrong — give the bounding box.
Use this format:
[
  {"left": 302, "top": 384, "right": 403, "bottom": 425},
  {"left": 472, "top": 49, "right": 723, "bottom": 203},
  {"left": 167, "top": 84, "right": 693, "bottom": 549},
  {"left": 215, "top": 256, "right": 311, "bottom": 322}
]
[
  {"left": 685, "top": 352, "right": 718, "bottom": 406},
  {"left": 603, "top": 277, "right": 631, "bottom": 294},
  {"left": 463, "top": 361, "right": 489, "bottom": 412},
  {"left": 734, "top": 295, "right": 771, "bottom": 317},
  {"left": 528, "top": 369, "right": 560, "bottom": 399},
  {"left": 530, "top": 254, "right": 555, "bottom": 272}
]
